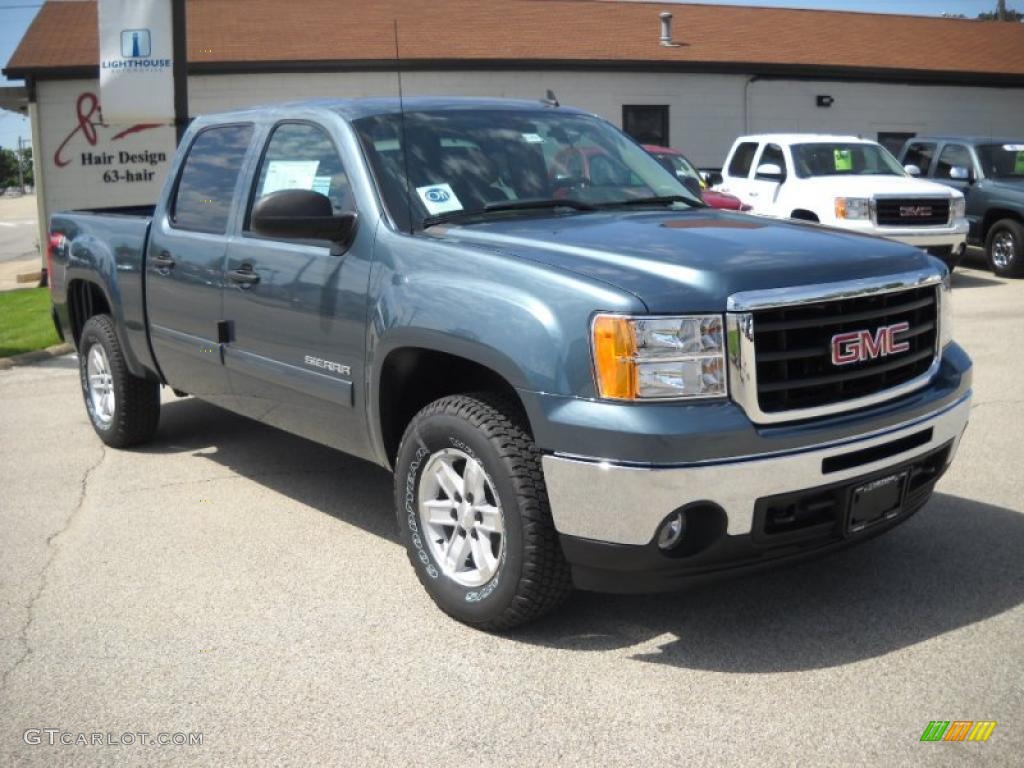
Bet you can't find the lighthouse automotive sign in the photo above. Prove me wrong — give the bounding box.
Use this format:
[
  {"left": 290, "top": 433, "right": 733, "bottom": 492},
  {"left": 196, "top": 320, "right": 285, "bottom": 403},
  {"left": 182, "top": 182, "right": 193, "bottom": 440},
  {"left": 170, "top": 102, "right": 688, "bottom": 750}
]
[{"left": 98, "top": 0, "right": 175, "bottom": 124}]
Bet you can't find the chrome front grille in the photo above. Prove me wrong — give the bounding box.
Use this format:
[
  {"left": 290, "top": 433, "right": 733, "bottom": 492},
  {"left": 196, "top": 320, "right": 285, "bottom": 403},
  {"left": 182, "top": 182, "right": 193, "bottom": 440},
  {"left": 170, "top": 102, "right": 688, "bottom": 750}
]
[
  {"left": 874, "top": 197, "right": 951, "bottom": 227},
  {"left": 727, "top": 270, "right": 943, "bottom": 424}
]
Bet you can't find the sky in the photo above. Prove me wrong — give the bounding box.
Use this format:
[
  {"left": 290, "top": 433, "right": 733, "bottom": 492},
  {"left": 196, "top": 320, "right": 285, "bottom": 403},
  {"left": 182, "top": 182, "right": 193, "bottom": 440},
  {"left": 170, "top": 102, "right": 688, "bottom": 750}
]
[{"left": 0, "top": 0, "right": 1019, "bottom": 149}]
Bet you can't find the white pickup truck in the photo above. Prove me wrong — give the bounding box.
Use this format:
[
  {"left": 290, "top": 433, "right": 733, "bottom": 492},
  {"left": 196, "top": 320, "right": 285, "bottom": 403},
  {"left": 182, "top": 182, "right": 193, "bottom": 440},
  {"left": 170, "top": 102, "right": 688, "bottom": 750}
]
[{"left": 717, "top": 134, "right": 969, "bottom": 270}]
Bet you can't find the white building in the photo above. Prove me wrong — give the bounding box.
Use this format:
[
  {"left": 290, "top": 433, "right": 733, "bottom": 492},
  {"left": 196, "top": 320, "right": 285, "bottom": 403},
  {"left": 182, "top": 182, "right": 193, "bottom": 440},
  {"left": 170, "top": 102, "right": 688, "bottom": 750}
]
[{"left": 5, "top": 0, "right": 1024, "bottom": 259}]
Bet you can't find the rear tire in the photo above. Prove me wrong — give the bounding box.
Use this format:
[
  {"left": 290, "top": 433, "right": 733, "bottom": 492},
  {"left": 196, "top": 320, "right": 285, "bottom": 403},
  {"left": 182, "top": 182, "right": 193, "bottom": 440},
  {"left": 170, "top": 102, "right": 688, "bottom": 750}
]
[
  {"left": 985, "top": 219, "right": 1024, "bottom": 278},
  {"left": 78, "top": 314, "right": 160, "bottom": 448},
  {"left": 394, "top": 393, "right": 572, "bottom": 630}
]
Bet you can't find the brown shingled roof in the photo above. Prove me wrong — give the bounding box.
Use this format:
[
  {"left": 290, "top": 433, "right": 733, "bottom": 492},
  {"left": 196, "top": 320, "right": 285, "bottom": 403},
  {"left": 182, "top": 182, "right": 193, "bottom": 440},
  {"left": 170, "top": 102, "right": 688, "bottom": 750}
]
[{"left": 7, "top": 0, "right": 1024, "bottom": 83}]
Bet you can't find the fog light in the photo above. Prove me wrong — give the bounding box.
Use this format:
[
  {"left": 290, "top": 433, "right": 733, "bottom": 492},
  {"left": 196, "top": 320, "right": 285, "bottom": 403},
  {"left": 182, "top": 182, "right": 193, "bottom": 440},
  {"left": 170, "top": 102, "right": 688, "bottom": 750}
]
[{"left": 657, "top": 511, "right": 686, "bottom": 550}]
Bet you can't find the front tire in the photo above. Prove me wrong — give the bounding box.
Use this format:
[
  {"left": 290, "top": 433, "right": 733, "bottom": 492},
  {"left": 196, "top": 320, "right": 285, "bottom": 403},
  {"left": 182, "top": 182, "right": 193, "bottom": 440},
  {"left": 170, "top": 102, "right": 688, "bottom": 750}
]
[
  {"left": 394, "top": 393, "right": 572, "bottom": 630},
  {"left": 78, "top": 314, "right": 160, "bottom": 447},
  {"left": 986, "top": 219, "right": 1024, "bottom": 278}
]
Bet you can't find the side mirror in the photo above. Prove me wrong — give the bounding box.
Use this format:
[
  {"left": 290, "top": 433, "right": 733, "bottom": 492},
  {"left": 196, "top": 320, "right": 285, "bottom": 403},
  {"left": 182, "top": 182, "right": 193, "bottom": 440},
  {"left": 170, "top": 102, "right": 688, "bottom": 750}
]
[
  {"left": 949, "top": 166, "right": 971, "bottom": 181},
  {"left": 701, "top": 170, "right": 723, "bottom": 188},
  {"left": 251, "top": 189, "right": 356, "bottom": 244},
  {"left": 904, "top": 164, "right": 922, "bottom": 177},
  {"left": 755, "top": 163, "right": 784, "bottom": 181}
]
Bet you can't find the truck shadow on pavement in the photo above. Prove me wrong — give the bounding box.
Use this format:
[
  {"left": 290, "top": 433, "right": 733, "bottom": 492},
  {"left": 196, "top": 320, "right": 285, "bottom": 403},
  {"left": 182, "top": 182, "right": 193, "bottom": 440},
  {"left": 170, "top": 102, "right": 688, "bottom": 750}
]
[
  {"left": 146, "top": 398, "right": 1022, "bottom": 672},
  {"left": 141, "top": 397, "right": 400, "bottom": 544},
  {"left": 519, "top": 493, "right": 1024, "bottom": 671}
]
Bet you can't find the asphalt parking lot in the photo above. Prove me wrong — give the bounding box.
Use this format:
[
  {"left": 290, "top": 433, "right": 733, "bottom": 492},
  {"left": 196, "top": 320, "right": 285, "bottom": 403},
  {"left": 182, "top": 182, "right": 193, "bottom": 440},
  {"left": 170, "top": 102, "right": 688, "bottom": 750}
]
[{"left": 1, "top": 254, "right": 1022, "bottom": 766}]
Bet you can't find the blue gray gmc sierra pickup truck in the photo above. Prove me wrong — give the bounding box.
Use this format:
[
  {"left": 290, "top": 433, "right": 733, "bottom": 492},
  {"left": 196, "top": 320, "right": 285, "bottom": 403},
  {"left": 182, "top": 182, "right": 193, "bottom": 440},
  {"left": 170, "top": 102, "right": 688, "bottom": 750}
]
[{"left": 48, "top": 98, "right": 972, "bottom": 629}]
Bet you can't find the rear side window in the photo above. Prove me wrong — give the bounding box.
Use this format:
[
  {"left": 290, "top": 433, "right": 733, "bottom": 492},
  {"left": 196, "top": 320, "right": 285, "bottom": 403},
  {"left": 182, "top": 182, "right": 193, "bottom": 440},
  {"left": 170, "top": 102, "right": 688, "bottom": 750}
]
[
  {"left": 934, "top": 144, "right": 972, "bottom": 179},
  {"left": 172, "top": 124, "right": 254, "bottom": 234},
  {"left": 728, "top": 142, "right": 759, "bottom": 178},
  {"left": 904, "top": 142, "right": 936, "bottom": 175}
]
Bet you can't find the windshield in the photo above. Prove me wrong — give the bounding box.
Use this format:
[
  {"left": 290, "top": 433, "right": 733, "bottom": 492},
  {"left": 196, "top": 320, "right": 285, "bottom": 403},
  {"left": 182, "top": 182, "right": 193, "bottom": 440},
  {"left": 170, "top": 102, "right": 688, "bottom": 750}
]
[
  {"left": 792, "top": 142, "right": 906, "bottom": 178},
  {"left": 352, "top": 109, "right": 701, "bottom": 231},
  {"left": 977, "top": 143, "right": 1024, "bottom": 180}
]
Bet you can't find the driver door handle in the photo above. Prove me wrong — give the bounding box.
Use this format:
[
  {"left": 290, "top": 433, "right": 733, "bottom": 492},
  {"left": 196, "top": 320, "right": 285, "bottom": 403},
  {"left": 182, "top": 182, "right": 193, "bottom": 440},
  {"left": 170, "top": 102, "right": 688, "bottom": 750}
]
[
  {"left": 227, "top": 265, "right": 261, "bottom": 287},
  {"left": 152, "top": 251, "right": 176, "bottom": 270}
]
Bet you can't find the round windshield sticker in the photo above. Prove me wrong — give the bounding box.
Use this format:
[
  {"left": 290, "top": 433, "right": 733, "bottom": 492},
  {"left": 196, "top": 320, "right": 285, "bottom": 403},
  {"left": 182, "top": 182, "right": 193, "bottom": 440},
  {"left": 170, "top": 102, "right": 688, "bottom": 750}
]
[{"left": 416, "top": 183, "right": 463, "bottom": 215}]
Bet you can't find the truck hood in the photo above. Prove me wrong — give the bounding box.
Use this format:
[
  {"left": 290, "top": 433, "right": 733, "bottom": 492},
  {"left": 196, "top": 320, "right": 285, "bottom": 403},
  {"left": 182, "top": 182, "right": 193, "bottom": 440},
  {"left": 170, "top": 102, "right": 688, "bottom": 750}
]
[
  {"left": 432, "top": 209, "right": 940, "bottom": 312},
  {"left": 799, "top": 175, "right": 961, "bottom": 198}
]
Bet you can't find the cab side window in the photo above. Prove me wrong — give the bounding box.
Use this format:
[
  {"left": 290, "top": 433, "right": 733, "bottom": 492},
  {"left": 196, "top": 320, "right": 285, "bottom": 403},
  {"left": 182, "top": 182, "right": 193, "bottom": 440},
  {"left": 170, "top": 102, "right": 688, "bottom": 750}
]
[
  {"left": 903, "top": 142, "right": 936, "bottom": 176},
  {"left": 934, "top": 144, "right": 972, "bottom": 180},
  {"left": 756, "top": 144, "right": 787, "bottom": 179},
  {"left": 727, "top": 142, "right": 759, "bottom": 178},
  {"left": 172, "top": 124, "right": 254, "bottom": 234},
  {"left": 248, "top": 122, "right": 353, "bottom": 231}
]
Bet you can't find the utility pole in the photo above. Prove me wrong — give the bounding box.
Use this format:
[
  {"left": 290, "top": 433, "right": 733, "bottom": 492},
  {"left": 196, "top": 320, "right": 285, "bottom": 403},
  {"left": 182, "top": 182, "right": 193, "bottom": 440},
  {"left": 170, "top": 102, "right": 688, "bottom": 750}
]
[
  {"left": 171, "top": 0, "right": 189, "bottom": 143},
  {"left": 16, "top": 136, "right": 25, "bottom": 192}
]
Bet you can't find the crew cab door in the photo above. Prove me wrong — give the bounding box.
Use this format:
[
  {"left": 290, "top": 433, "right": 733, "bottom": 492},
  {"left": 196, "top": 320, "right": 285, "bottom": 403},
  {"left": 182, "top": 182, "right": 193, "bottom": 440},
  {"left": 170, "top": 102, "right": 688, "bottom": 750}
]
[
  {"left": 221, "top": 120, "right": 373, "bottom": 457},
  {"left": 146, "top": 123, "right": 255, "bottom": 404},
  {"left": 747, "top": 143, "right": 788, "bottom": 216}
]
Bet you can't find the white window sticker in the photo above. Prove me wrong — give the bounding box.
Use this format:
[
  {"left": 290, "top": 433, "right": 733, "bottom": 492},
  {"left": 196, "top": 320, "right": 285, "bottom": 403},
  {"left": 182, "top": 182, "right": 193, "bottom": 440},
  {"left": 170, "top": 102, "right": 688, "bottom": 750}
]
[
  {"left": 1002, "top": 144, "right": 1024, "bottom": 151},
  {"left": 311, "top": 175, "right": 333, "bottom": 197},
  {"left": 260, "top": 160, "right": 320, "bottom": 196},
  {"left": 416, "top": 183, "right": 463, "bottom": 215},
  {"left": 521, "top": 133, "right": 545, "bottom": 144}
]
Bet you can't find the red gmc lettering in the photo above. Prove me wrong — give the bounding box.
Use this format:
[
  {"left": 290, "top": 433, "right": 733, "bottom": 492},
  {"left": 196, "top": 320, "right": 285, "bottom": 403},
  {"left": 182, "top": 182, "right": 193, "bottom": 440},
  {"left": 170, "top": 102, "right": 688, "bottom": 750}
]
[{"left": 831, "top": 322, "right": 910, "bottom": 366}]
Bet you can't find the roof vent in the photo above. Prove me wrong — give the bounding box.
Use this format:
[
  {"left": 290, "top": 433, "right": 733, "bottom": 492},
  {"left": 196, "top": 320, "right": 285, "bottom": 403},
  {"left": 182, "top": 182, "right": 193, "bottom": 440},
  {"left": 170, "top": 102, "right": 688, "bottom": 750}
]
[{"left": 659, "top": 12, "right": 680, "bottom": 47}]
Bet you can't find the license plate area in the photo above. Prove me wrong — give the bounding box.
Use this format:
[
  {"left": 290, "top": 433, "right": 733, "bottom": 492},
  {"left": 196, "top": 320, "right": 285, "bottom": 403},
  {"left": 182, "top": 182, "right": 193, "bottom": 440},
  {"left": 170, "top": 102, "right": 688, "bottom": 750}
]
[{"left": 847, "top": 471, "right": 908, "bottom": 535}]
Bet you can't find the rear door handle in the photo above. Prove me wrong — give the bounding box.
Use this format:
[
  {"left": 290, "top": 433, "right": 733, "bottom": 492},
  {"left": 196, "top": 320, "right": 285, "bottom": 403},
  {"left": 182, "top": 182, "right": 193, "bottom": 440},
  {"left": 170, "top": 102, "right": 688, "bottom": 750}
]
[
  {"left": 227, "top": 265, "right": 260, "bottom": 287},
  {"left": 152, "top": 251, "right": 176, "bottom": 270}
]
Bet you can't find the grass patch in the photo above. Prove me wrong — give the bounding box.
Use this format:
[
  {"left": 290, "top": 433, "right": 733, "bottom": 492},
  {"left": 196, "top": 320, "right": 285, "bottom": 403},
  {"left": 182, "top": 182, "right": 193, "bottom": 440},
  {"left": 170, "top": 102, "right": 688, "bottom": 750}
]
[{"left": 0, "top": 287, "right": 60, "bottom": 358}]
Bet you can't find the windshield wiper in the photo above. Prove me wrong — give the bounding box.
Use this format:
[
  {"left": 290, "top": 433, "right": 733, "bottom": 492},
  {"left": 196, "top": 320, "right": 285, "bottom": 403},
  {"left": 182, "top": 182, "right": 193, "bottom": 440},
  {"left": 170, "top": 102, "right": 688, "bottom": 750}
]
[
  {"left": 596, "top": 195, "right": 698, "bottom": 208},
  {"left": 421, "top": 198, "right": 597, "bottom": 229},
  {"left": 483, "top": 198, "right": 598, "bottom": 213}
]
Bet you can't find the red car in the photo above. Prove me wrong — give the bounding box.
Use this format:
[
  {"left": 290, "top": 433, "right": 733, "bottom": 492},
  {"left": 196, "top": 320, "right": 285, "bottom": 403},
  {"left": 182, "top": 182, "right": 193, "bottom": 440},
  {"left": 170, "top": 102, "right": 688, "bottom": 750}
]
[{"left": 643, "top": 145, "right": 749, "bottom": 211}]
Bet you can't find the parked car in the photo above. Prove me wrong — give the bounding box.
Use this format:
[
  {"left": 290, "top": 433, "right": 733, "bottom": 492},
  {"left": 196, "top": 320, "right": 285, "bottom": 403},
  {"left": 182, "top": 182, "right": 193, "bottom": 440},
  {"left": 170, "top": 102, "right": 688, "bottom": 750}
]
[
  {"left": 898, "top": 136, "right": 1024, "bottom": 277},
  {"left": 643, "top": 145, "right": 749, "bottom": 210},
  {"left": 718, "top": 134, "right": 969, "bottom": 270},
  {"left": 48, "top": 99, "right": 971, "bottom": 630}
]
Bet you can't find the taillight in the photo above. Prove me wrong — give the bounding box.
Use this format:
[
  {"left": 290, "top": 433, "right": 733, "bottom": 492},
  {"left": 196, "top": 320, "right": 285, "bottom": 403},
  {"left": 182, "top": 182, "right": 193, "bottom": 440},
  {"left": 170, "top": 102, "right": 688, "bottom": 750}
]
[{"left": 46, "top": 234, "right": 65, "bottom": 291}]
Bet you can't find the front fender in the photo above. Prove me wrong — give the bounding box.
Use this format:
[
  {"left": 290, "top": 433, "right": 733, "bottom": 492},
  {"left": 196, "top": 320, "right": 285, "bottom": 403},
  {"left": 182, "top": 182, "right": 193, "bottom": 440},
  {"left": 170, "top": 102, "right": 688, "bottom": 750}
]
[{"left": 364, "top": 226, "right": 643, "bottom": 462}]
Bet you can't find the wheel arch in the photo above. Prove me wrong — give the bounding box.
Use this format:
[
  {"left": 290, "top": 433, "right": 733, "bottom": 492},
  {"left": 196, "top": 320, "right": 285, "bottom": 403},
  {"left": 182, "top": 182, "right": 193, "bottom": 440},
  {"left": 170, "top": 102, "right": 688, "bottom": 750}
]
[{"left": 372, "top": 340, "right": 532, "bottom": 469}]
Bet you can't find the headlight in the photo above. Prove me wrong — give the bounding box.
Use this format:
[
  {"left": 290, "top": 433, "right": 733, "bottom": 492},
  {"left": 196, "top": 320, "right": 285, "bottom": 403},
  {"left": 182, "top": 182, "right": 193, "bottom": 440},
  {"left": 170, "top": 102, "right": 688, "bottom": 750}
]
[
  {"left": 939, "top": 272, "right": 953, "bottom": 349},
  {"left": 591, "top": 314, "right": 727, "bottom": 400},
  {"left": 834, "top": 197, "right": 872, "bottom": 220},
  {"left": 951, "top": 197, "right": 966, "bottom": 220}
]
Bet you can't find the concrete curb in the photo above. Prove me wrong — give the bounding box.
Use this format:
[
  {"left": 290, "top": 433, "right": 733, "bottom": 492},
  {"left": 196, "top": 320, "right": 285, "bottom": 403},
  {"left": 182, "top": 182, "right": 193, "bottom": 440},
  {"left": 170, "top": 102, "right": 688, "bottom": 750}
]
[{"left": 0, "top": 343, "right": 75, "bottom": 370}]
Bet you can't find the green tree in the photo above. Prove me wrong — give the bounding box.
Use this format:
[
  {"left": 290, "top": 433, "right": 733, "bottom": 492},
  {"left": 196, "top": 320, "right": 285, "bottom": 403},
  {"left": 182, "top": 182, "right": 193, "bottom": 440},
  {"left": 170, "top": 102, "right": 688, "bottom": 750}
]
[
  {"left": 978, "top": 0, "right": 1024, "bottom": 20},
  {"left": 0, "top": 146, "right": 33, "bottom": 189}
]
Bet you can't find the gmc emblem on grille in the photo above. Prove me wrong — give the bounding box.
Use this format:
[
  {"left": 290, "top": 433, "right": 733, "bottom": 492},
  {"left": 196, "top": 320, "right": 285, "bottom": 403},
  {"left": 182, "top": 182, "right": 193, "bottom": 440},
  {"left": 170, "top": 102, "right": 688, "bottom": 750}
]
[
  {"left": 831, "top": 322, "right": 911, "bottom": 366},
  {"left": 899, "top": 205, "right": 933, "bottom": 218}
]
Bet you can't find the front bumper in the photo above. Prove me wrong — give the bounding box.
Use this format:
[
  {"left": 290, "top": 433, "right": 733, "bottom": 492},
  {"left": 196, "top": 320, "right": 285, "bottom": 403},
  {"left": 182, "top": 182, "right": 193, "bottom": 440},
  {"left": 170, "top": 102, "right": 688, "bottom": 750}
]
[
  {"left": 542, "top": 391, "right": 971, "bottom": 591},
  {"left": 836, "top": 219, "right": 969, "bottom": 249}
]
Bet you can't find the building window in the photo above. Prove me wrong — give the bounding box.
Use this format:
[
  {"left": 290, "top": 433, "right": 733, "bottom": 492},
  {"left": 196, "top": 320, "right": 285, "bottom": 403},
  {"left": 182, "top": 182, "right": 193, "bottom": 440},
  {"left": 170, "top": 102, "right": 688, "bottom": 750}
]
[
  {"left": 622, "top": 105, "right": 669, "bottom": 147},
  {"left": 877, "top": 132, "right": 916, "bottom": 158}
]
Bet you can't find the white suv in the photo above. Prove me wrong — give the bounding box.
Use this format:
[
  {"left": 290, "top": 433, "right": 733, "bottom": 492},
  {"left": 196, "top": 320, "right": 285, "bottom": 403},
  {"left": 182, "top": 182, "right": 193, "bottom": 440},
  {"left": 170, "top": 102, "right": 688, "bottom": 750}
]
[{"left": 717, "top": 134, "right": 969, "bottom": 269}]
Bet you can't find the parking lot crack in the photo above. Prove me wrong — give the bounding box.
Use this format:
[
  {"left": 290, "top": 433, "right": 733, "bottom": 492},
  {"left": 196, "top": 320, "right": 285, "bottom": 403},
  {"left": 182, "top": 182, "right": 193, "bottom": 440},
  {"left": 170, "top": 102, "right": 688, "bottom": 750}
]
[{"left": 0, "top": 443, "right": 108, "bottom": 695}]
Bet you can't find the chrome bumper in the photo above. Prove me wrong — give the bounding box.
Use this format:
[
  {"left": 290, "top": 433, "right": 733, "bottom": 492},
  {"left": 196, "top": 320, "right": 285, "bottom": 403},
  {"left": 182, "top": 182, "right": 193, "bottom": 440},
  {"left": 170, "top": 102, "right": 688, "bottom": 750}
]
[{"left": 541, "top": 392, "right": 971, "bottom": 546}]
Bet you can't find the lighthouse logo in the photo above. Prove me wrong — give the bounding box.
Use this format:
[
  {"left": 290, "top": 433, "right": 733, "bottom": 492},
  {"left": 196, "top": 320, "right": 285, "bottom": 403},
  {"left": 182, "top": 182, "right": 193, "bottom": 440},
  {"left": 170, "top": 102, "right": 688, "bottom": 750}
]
[{"left": 120, "top": 29, "right": 152, "bottom": 58}]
